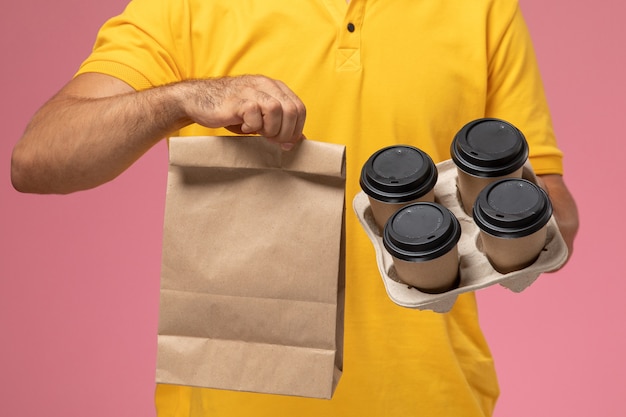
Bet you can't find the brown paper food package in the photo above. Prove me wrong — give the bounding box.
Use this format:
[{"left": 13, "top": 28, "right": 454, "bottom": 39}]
[{"left": 156, "top": 136, "right": 346, "bottom": 399}]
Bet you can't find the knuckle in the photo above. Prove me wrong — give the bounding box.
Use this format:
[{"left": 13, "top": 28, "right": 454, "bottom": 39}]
[
  {"left": 281, "top": 98, "right": 298, "bottom": 115},
  {"left": 263, "top": 97, "right": 283, "bottom": 114}
]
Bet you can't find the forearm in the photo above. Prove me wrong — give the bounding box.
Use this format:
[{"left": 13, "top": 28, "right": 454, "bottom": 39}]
[{"left": 11, "top": 83, "right": 188, "bottom": 194}]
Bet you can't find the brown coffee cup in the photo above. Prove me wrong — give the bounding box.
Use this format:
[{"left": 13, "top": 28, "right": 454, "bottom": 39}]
[
  {"left": 383, "top": 202, "right": 462, "bottom": 293},
  {"left": 360, "top": 145, "right": 438, "bottom": 232},
  {"left": 451, "top": 118, "right": 529, "bottom": 214},
  {"left": 473, "top": 178, "right": 553, "bottom": 274}
]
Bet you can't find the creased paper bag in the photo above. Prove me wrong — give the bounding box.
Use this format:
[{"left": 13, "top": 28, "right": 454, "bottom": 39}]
[{"left": 156, "top": 136, "right": 346, "bottom": 399}]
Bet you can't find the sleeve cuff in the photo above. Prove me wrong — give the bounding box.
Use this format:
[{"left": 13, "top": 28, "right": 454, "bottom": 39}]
[{"left": 75, "top": 60, "right": 155, "bottom": 91}]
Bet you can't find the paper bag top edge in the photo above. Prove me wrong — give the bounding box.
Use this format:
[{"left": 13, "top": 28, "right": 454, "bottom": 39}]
[{"left": 169, "top": 136, "right": 346, "bottom": 178}]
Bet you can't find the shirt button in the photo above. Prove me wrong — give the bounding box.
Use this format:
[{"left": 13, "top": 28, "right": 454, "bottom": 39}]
[{"left": 347, "top": 22, "right": 355, "bottom": 32}]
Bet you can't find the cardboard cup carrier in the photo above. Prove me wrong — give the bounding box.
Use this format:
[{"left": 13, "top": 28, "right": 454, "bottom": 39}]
[{"left": 355, "top": 122, "right": 568, "bottom": 313}]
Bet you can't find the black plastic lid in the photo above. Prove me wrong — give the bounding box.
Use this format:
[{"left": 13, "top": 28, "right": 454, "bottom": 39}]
[
  {"left": 473, "top": 178, "right": 553, "bottom": 238},
  {"left": 450, "top": 118, "right": 529, "bottom": 177},
  {"left": 360, "top": 145, "right": 438, "bottom": 203},
  {"left": 383, "top": 202, "right": 461, "bottom": 262}
]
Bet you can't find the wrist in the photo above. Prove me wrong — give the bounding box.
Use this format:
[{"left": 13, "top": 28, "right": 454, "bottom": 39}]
[{"left": 150, "top": 82, "right": 195, "bottom": 132}]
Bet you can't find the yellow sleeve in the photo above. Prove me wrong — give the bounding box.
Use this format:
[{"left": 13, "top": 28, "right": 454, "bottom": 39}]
[
  {"left": 485, "top": 0, "right": 563, "bottom": 175},
  {"left": 75, "top": 0, "right": 189, "bottom": 90}
]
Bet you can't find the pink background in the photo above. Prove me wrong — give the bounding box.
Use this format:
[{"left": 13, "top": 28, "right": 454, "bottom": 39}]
[{"left": 1, "top": 0, "right": 624, "bottom": 415}]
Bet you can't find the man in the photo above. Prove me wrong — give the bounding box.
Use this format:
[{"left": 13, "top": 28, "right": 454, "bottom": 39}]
[{"left": 11, "top": 0, "right": 578, "bottom": 415}]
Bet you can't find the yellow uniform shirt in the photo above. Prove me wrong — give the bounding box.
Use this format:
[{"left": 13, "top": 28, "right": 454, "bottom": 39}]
[{"left": 77, "top": 0, "right": 563, "bottom": 416}]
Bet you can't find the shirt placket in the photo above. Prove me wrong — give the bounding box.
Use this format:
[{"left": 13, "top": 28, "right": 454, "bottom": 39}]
[{"left": 333, "top": 0, "right": 366, "bottom": 71}]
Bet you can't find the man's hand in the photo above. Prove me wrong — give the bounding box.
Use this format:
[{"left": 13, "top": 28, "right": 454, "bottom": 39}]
[
  {"left": 536, "top": 174, "right": 579, "bottom": 269},
  {"left": 179, "top": 75, "right": 306, "bottom": 150}
]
